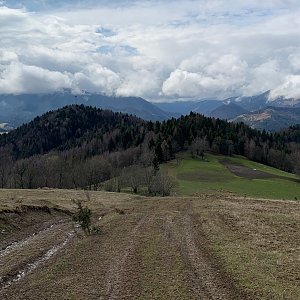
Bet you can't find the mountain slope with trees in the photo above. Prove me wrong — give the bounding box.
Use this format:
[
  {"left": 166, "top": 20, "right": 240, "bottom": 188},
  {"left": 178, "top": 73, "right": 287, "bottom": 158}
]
[
  {"left": 0, "top": 105, "right": 299, "bottom": 190},
  {"left": 155, "top": 91, "right": 300, "bottom": 132}
]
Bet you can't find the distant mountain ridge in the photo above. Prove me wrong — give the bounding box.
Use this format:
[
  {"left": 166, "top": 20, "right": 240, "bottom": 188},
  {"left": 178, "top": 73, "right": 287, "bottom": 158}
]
[
  {"left": 155, "top": 91, "right": 300, "bottom": 131},
  {"left": 209, "top": 102, "right": 249, "bottom": 119},
  {"left": 0, "top": 90, "right": 172, "bottom": 128},
  {"left": 1, "top": 90, "right": 300, "bottom": 132},
  {"left": 154, "top": 99, "right": 221, "bottom": 116},
  {"left": 225, "top": 91, "right": 300, "bottom": 111}
]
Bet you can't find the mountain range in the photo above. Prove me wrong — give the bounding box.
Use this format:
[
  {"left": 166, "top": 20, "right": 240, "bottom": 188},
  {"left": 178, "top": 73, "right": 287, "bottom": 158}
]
[
  {"left": 155, "top": 91, "right": 300, "bottom": 131},
  {"left": 1, "top": 90, "right": 299, "bottom": 132},
  {"left": 0, "top": 90, "right": 172, "bottom": 128}
]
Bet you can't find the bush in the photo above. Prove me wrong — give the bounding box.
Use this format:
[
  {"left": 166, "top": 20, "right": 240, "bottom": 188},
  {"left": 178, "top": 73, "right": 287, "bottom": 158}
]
[{"left": 73, "top": 201, "right": 92, "bottom": 235}]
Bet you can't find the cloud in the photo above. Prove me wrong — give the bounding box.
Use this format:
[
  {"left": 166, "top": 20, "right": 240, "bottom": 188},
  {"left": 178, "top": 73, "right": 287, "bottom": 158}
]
[
  {"left": 1, "top": 2, "right": 300, "bottom": 100},
  {"left": 0, "top": 62, "right": 72, "bottom": 94},
  {"left": 242, "top": 60, "right": 283, "bottom": 96},
  {"left": 269, "top": 75, "right": 300, "bottom": 100},
  {"left": 162, "top": 55, "right": 248, "bottom": 98},
  {"left": 74, "top": 65, "right": 120, "bottom": 94}
]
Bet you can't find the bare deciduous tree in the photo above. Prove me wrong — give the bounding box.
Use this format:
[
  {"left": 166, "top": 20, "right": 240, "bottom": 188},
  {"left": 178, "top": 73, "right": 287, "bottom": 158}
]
[
  {"left": 191, "top": 137, "right": 209, "bottom": 159},
  {"left": 14, "top": 160, "right": 27, "bottom": 189},
  {"left": 149, "top": 171, "right": 176, "bottom": 197}
]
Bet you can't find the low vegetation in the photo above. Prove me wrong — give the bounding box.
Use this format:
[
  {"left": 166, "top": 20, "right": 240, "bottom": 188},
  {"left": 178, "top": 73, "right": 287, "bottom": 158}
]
[{"left": 73, "top": 201, "right": 92, "bottom": 235}]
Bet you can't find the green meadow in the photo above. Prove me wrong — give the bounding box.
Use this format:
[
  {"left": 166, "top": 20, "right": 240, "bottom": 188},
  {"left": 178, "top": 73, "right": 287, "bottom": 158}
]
[{"left": 163, "top": 153, "right": 300, "bottom": 200}]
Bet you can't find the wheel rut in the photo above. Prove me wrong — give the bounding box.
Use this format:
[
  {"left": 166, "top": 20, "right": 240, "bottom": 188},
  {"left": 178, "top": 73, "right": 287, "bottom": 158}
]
[
  {"left": 105, "top": 216, "right": 154, "bottom": 300},
  {"left": 181, "top": 213, "right": 234, "bottom": 300},
  {"left": 0, "top": 220, "right": 74, "bottom": 293},
  {"left": 163, "top": 209, "right": 239, "bottom": 300}
]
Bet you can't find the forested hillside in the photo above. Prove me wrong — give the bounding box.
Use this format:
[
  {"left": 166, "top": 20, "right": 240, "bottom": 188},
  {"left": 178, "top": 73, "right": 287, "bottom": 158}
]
[
  {"left": 0, "top": 105, "right": 145, "bottom": 158},
  {"left": 0, "top": 105, "right": 299, "bottom": 190},
  {"left": 278, "top": 125, "right": 300, "bottom": 143}
]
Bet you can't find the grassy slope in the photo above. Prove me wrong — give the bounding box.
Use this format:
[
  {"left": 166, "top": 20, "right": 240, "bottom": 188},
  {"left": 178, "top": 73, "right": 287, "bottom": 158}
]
[{"left": 163, "top": 153, "right": 300, "bottom": 200}]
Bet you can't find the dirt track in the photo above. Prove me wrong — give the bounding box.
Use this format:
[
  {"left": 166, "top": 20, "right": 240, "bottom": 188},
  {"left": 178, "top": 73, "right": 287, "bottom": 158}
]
[
  {"left": 0, "top": 221, "right": 74, "bottom": 289},
  {"left": 0, "top": 190, "right": 299, "bottom": 299},
  {"left": 0, "top": 200, "right": 240, "bottom": 299}
]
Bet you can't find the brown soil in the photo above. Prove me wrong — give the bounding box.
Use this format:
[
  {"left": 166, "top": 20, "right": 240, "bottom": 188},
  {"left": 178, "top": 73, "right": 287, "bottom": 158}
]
[
  {"left": 221, "top": 159, "right": 275, "bottom": 179},
  {"left": 0, "top": 205, "right": 70, "bottom": 250},
  {"left": 221, "top": 159, "right": 300, "bottom": 183}
]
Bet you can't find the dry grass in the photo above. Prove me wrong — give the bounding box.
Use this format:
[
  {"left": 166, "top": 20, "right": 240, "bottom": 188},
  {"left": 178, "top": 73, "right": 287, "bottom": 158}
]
[
  {"left": 0, "top": 188, "right": 142, "bottom": 213},
  {"left": 0, "top": 189, "right": 300, "bottom": 299},
  {"left": 192, "top": 195, "right": 300, "bottom": 299}
]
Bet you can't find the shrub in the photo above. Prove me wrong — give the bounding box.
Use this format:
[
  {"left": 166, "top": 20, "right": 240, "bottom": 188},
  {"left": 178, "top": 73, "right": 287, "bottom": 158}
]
[{"left": 73, "top": 201, "right": 92, "bottom": 235}]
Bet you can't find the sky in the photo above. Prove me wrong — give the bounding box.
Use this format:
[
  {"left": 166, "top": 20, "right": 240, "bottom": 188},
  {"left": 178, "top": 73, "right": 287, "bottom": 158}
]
[{"left": 1, "top": 0, "right": 300, "bottom": 101}]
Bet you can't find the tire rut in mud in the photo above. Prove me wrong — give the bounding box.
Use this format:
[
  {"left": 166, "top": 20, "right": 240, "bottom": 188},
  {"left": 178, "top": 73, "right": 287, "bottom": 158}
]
[{"left": 0, "top": 220, "right": 74, "bottom": 293}]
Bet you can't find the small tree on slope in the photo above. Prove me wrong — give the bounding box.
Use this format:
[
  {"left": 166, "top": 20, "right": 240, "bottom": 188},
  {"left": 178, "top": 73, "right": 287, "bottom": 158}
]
[{"left": 73, "top": 201, "right": 92, "bottom": 235}]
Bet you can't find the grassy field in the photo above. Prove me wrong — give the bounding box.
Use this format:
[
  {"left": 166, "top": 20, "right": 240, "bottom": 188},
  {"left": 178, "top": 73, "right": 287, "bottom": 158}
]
[
  {"left": 0, "top": 189, "right": 300, "bottom": 299},
  {"left": 163, "top": 153, "right": 300, "bottom": 200}
]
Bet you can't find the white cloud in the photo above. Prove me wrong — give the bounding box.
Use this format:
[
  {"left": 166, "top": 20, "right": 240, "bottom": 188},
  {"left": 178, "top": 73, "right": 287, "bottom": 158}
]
[
  {"left": 1, "top": 2, "right": 300, "bottom": 100},
  {"left": 162, "top": 70, "right": 218, "bottom": 98},
  {"left": 269, "top": 75, "right": 300, "bottom": 100},
  {"left": 289, "top": 52, "right": 300, "bottom": 71},
  {"left": 0, "top": 50, "right": 18, "bottom": 64},
  {"left": 0, "top": 62, "right": 72, "bottom": 94},
  {"left": 74, "top": 64, "right": 120, "bottom": 94},
  {"left": 162, "top": 55, "right": 248, "bottom": 98},
  {"left": 242, "top": 60, "right": 283, "bottom": 96}
]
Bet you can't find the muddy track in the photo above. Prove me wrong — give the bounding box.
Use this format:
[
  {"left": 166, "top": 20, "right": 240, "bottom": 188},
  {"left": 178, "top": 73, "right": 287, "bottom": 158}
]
[
  {"left": 0, "top": 220, "right": 74, "bottom": 293},
  {"left": 104, "top": 209, "right": 241, "bottom": 300},
  {"left": 164, "top": 211, "right": 239, "bottom": 300},
  {"left": 181, "top": 213, "right": 234, "bottom": 300},
  {"left": 105, "top": 216, "right": 154, "bottom": 299},
  {"left": 0, "top": 219, "right": 69, "bottom": 255}
]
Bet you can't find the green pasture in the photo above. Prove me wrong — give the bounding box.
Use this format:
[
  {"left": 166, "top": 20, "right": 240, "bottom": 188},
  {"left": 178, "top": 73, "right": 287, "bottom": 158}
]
[{"left": 163, "top": 153, "right": 300, "bottom": 200}]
